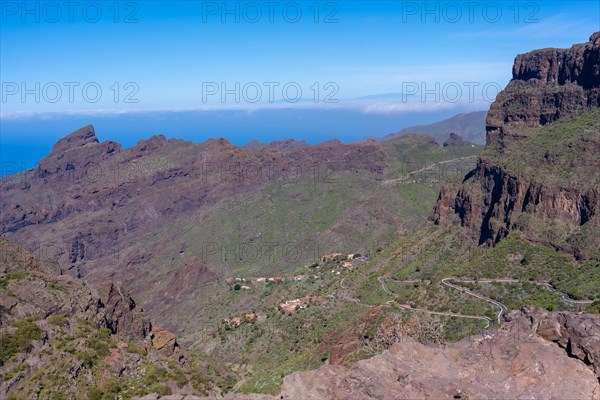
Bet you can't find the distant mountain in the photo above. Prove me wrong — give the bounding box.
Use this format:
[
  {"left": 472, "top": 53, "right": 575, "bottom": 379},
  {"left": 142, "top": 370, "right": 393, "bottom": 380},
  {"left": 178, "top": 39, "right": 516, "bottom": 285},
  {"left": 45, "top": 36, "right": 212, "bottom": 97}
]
[
  {"left": 382, "top": 111, "right": 487, "bottom": 145},
  {"left": 243, "top": 138, "right": 309, "bottom": 152}
]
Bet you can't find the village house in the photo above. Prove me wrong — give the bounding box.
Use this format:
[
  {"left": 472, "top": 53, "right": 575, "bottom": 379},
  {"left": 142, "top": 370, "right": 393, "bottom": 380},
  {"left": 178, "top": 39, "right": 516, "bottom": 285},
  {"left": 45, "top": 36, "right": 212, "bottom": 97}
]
[
  {"left": 278, "top": 296, "right": 326, "bottom": 315},
  {"left": 223, "top": 312, "right": 259, "bottom": 327},
  {"left": 322, "top": 252, "right": 343, "bottom": 263}
]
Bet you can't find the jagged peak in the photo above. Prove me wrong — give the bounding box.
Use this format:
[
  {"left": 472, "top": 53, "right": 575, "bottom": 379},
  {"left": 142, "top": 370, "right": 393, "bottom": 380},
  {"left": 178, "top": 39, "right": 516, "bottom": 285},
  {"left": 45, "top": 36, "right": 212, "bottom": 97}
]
[
  {"left": 203, "top": 137, "right": 236, "bottom": 150},
  {"left": 443, "top": 132, "right": 467, "bottom": 147},
  {"left": 50, "top": 124, "right": 99, "bottom": 155}
]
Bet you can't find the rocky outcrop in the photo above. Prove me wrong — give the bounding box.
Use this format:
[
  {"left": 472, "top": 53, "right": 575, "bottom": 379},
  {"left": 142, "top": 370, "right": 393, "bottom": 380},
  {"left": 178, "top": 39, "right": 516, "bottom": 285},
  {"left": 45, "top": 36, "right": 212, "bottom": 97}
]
[
  {"left": 37, "top": 124, "right": 122, "bottom": 181},
  {"left": 136, "top": 307, "right": 600, "bottom": 400},
  {"left": 149, "top": 328, "right": 189, "bottom": 365},
  {"left": 96, "top": 281, "right": 152, "bottom": 342},
  {"left": 521, "top": 306, "right": 600, "bottom": 379},
  {"left": 0, "top": 238, "right": 151, "bottom": 340},
  {"left": 487, "top": 32, "right": 600, "bottom": 147},
  {"left": 277, "top": 307, "right": 600, "bottom": 400},
  {"left": 442, "top": 132, "right": 466, "bottom": 147},
  {"left": 0, "top": 238, "right": 199, "bottom": 399}
]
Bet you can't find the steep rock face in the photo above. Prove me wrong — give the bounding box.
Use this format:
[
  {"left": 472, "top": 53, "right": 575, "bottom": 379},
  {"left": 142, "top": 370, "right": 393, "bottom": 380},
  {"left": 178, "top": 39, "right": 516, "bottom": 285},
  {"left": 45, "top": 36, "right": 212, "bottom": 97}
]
[
  {"left": 434, "top": 159, "right": 600, "bottom": 255},
  {"left": 0, "top": 238, "right": 150, "bottom": 341},
  {"left": 37, "top": 124, "right": 122, "bottom": 181},
  {"left": 487, "top": 32, "right": 600, "bottom": 147},
  {"left": 96, "top": 281, "right": 152, "bottom": 342},
  {"left": 522, "top": 306, "right": 600, "bottom": 379},
  {"left": 432, "top": 33, "right": 600, "bottom": 259}
]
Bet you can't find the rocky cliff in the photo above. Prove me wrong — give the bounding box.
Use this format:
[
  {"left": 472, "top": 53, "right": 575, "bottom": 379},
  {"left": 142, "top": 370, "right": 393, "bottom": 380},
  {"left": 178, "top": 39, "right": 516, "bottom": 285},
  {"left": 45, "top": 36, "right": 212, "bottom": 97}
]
[
  {"left": 487, "top": 31, "right": 600, "bottom": 147},
  {"left": 135, "top": 307, "right": 600, "bottom": 400},
  {"left": 0, "top": 238, "right": 150, "bottom": 340},
  {"left": 432, "top": 32, "right": 600, "bottom": 260},
  {"left": 0, "top": 238, "right": 194, "bottom": 398},
  {"left": 276, "top": 307, "right": 600, "bottom": 400}
]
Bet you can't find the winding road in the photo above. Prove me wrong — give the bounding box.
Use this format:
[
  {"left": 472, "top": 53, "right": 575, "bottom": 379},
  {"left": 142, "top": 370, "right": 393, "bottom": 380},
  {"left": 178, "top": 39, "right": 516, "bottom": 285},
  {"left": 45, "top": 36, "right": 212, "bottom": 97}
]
[
  {"left": 378, "top": 277, "right": 493, "bottom": 328},
  {"left": 330, "top": 273, "right": 593, "bottom": 332},
  {"left": 378, "top": 276, "right": 595, "bottom": 327},
  {"left": 448, "top": 278, "right": 595, "bottom": 305},
  {"left": 382, "top": 155, "right": 478, "bottom": 186},
  {"left": 441, "top": 278, "right": 507, "bottom": 324}
]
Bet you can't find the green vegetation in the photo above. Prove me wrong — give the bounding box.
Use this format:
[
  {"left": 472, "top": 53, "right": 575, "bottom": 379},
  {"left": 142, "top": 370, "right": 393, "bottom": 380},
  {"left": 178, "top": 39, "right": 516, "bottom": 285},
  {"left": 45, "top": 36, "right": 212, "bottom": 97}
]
[
  {"left": 47, "top": 314, "right": 69, "bottom": 326},
  {"left": 0, "top": 319, "right": 42, "bottom": 366},
  {"left": 0, "top": 271, "right": 28, "bottom": 289},
  {"left": 483, "top": 107, "right": 600, "bottom": 190}
]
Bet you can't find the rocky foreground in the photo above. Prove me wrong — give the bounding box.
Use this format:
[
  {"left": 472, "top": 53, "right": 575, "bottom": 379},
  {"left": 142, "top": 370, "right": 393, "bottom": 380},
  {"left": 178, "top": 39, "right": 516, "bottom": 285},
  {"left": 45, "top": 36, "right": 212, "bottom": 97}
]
[{"left": 135, "top": 306, "right": 600, "bottom": 400}]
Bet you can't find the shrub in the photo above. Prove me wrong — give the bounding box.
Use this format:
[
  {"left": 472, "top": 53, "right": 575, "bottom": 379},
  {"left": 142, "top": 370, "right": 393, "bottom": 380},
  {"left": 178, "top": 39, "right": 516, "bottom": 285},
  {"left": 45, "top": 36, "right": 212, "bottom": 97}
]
[
  {"left": 126, "top": 343, "right": 148, "bottom": 356},
  {"left": 0, "top": 320, "right": 42, "bottom": 366},
  {"left": 47, "top": 314, "right": 69, "bottom": 326},
  {"left": 75, "top": 351, "right": 97, "bottom": 368},
  {"left": 155, "top": 385, "right": 172, "bottom": 396},
  {"left": 88, "top": 387, "right": 103, "bottom": 400},
  {"left": 47, "top": 283, "right": 66, "bottom": 292}
]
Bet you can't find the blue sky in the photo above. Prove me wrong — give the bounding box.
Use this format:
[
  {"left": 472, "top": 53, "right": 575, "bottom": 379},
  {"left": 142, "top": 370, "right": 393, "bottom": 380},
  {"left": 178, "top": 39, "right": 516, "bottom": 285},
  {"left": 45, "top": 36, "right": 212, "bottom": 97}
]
[{"left": 1, "top": 1, "right": 599, "bottom": 171}]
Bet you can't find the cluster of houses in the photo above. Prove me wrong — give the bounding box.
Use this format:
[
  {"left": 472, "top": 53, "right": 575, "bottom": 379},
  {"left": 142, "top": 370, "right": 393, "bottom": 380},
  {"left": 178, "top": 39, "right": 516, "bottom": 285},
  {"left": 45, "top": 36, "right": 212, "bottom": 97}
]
[
  {"left": 320, "top": 252, "right": 367, "bottom": 274},
  {"left": 321, "top": 252, "right": 362, "bottom": 264},
  {"left": 278, "top": 296, "right": 326, "bottom": 315},
  {"left": 222, "top": 312, "right": 267, "bottom": 328},
  {"left": 228, "top": 274, "right": 323, "bottom": 290},
  {"left": 254, "top": 276, "right": 284, "bottom": 284},
  {"left": 292, "top": 274, "right": 320, "bottom": 281}
]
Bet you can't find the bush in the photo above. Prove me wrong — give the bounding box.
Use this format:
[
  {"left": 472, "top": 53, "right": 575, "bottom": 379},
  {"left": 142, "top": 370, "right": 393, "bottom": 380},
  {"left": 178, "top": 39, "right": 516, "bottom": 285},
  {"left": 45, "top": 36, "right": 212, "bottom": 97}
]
[
  {"left": 47, "top": 283, "right": 66, "bottom": 292},
  {"left": 0, "top": 272, "right": 28, "bottom": 290},
  {"left": 155, "top": 385, "right": 172, "bottom": 396},
  {"left": 2, "top": 363, "right": 25, "bottom": 380},
  {"left": 75, "top": 351, "right": 97, "bottom": 368},
  {"left": 88, "top": 387, "right": 103, "bottom": 400},
  {"left": 47, "top": 314, "right": 69, "bottom": 326},
  {"left": 126, "top": 343, "right": 148, "bottom": 356}
]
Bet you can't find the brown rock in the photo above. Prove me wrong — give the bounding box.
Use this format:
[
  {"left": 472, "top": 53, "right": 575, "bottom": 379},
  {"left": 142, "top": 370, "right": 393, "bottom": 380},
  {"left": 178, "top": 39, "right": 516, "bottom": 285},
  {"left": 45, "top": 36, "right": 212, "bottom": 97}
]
[
  {"left": 96, "top": 281, "right": 152, "bottom": 342},
  {"left": 487, "top": 31, "right": 600, "bottom": 146},
  {"left": 150, "top": 328, "right": 177, "bottom": 351},
  {"left": 278, "top": 308, "right": 600, "bottom": 400}
]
